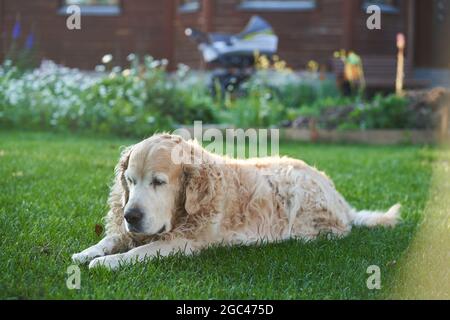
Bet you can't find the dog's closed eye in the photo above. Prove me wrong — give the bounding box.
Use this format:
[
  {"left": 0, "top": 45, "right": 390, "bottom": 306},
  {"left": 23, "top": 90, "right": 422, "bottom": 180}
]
[{"left": 151, "top": 177, "right": 166, "bottom": 187}]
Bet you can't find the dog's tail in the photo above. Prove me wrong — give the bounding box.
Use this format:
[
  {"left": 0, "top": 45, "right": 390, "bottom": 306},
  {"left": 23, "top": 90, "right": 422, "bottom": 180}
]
[{"left": 349, "top": 203, "right": 401, "bottom": 228}]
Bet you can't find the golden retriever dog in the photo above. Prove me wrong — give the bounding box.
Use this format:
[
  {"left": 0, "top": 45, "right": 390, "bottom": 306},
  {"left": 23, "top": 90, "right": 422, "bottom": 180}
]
[{"left": 72, "top": 134, "right": 401, "bottom": 270}]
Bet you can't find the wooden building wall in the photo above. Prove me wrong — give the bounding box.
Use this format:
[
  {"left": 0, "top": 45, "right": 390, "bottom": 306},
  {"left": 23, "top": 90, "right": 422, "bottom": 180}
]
[
  {"left": 0, "top": 0, "right": 414, "bottom": 70},
  {"left": 0, "top": 0, "right": 173, "bottom": 69}
]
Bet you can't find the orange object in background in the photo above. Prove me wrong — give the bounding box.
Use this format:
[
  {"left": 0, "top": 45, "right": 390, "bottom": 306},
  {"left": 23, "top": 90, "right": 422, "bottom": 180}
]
[{"left": 396, "top": 33, "right": 406, "bottom": 96}]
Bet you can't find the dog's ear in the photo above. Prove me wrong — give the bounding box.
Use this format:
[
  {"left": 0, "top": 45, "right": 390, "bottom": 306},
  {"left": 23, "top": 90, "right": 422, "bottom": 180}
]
[
  {"left": 106, "top": 145, "right": 134, "bottom": 233},
  {"left": 116, "top": 145, "right": 133, "bottom": 207},
  {"left": 182, "top": 163, "right": 224, "bottom": 217}
]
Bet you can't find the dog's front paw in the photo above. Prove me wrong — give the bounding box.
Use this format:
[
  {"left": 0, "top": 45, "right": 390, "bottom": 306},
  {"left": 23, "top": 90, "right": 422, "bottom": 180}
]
[
  {"left": 72, "top": 247, "right": 104, "bottom": 264},
  {"left": 89, "top": 254, "right": 124, "bottom": 270}
]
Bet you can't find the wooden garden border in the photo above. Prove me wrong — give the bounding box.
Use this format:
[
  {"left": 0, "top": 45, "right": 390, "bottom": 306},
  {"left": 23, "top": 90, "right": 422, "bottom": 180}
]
[
  {"left": 281, "top": 128, "right": 439, "bottom": 145},
  {"left": 177, "top": 126, "right": 446, "bottom": 145}
]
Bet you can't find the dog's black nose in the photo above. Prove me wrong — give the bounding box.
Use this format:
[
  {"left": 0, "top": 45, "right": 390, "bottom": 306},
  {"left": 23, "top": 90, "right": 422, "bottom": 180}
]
[{"left": 124, "top": 208, "right": 143, "bottom": 225}]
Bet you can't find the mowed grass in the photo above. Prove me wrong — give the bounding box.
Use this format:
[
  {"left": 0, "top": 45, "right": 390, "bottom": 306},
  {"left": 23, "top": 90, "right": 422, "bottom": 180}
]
[{"left": 0, "top": 131, "right": 436, "bottom": 299}]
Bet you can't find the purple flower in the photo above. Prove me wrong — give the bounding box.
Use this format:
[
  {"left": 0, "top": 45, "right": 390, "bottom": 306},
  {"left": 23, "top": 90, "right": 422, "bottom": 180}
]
[
  {"left": 25, "top": 33, "right": 34, "bottom": 50},
  {"left": 12, "top": 20, "right": 21, "bottom": 40}
]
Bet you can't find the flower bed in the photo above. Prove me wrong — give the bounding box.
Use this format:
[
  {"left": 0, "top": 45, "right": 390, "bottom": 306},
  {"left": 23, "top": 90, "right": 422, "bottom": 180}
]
[{"left": 1, "top": 56, "right": 448, "bottom": 142}]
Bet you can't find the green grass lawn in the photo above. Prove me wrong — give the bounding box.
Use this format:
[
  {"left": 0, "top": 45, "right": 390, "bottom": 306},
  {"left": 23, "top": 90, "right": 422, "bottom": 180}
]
[{"left": 0, "top": 131, "right": 438, "bottom": 299}]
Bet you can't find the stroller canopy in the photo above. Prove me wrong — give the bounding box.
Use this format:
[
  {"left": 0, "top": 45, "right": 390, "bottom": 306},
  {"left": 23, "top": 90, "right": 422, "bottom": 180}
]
[
  {"left": 236, "top": 16, "right": 275, "bottom": 39},
  {"left": 201, "top": 15, "right": 278, "bottom": 63}
]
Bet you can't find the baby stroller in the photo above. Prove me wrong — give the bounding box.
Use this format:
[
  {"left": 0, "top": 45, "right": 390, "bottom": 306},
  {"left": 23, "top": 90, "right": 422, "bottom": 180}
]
[{"left": 185, "top": 15, "right": 278, "bottom": 95}]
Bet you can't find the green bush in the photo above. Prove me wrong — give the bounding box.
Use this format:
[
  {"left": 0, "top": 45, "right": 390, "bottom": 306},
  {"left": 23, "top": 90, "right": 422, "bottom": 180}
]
[
  {"left": 218, "top": 88, "right": 286, "bottom": 128},
  {"left": 298, "top": 96, "right": 355, "bottom": 118},
  {"left": 220, "top": 71, "right": 341, "bottom": 128},
  {"left": 276, "top": 79, "right": 340, "bottom": 109},
  {"left": 348, "top": 94, "right": 410, "bottom": 129},
  {"left": 290, "top": 94, "right": 417, "bottom": 131}
]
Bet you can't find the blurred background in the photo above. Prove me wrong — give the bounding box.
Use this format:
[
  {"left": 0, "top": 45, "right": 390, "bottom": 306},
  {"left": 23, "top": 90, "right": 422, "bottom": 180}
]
[
  {"left": 1, "top": 0, "right": 449, "bottom": 84},
  {"left": 0, "top": 0, "right": 449, "bottom": 140}
]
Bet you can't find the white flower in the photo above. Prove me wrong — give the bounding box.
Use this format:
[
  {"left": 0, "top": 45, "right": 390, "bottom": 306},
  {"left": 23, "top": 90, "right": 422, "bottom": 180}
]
[
  {"left": 149, "top": 60, "right": 161, "bottom": 69},
  {"left": 111, "top": 66, "right": 121, "bottom": 74},
  {"left": 102, "top": 54, "right": 113, "bottom": 64},
  {"left": 95, "top": 65, "right": 106, "bottom": 73},
  {"left": 122, "top": 69, "right": 131, "bottom": 77},
  {"left": 99, "top": 86, "right": 107, "bottom": 97}
]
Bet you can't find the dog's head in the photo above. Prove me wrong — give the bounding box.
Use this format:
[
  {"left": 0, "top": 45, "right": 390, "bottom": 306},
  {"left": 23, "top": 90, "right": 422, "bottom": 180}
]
[{"left": 116, "top": 134, "right": 219, "bottom": 236}]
